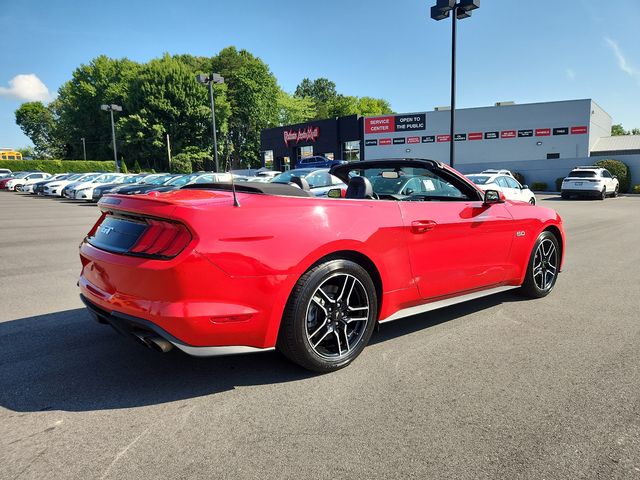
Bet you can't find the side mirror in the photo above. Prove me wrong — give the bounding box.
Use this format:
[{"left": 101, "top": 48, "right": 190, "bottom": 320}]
[
  {"left": 405, "top": 188, "right": 414, "bottom": 195},
  {"left": 521, "top": 184, "right": 529, "bottom": 190},
  {"left": 483, "top": 189, "right": 505, "bottom": 205},
  {"left": 327, "top": 188, "right": 343, "bottom": 198},
  {"left": 613, "top": 175, "right": 618, "bottom": 179}
]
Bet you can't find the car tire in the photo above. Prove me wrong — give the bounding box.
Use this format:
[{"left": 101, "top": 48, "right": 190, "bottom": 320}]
[
  {"left": 613, "top": 185, "right": 619, "bottom": 198},
  {"left": 529, "top": 198, "right": 536, "bottom": 205},
  {"left": 561, "top": 192, "right": 569, "bottom": 200},
  {"left": 277, "top": 259, "right": 378, "bottom": 372},
  {"left": 519, "top": 231, "right": 560, "bottom": 299},
  {"left": 599, "top": 187, "right": 606, "bottom": 200}
]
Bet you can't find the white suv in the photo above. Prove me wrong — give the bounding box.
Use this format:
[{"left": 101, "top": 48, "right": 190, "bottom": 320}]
[
  {"left": 466, "top": 171, "right": 537, "bottom": 205},
  {"left": 561, "top": 167, "right": 619, "bottom": 200}
]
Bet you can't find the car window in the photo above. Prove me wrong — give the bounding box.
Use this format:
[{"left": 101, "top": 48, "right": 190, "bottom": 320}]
[
  {"left": 495, "top": 177, "right": 509, "bottom": 188},
  {"left": 601, "top": 170, "right": 611, "bottom": 178},
  {"left": 505, "top": 177, "right": 521, "bottom": 189},
  {"left": 357, "top": 167, "right": 474, "bottom": 201},
  {"left": 466, "top": 175, "right": 491, "bottom": 185},
  {"left": 569, "top": 171, "right": 596, "bottom": 178},
  {"left": 306, "top": 171, "right": 332, "bottom": 188}
]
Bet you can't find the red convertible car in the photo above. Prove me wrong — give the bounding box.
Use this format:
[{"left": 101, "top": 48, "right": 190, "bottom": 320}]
[{"left": 79, "top": 159, "right": 565, "bottom": 372}]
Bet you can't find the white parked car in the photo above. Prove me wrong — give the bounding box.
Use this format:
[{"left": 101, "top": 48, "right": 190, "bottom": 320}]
[
  {"left": 20, "top": 173, "right": 68, "bottom": 193},
  {"left": 72, "top": 173, "right": 128, "bottom": 200},
  {"left": 44, "top": 173, "right": 98, "bottom": 196},
  {"left": 561, "top": 166, "right": 619, "bottom": 200},
  {"left": 466, "top": 171, "right": 537, "bottom": 204},
  {"left": 61, "top": 173, "right": 105, "bottom": 198},
  {"left": 6, "top": 172, "right": 51, "bottom": 191}
]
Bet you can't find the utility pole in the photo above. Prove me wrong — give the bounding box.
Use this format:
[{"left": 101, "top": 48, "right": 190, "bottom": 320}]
[
  {"left": 166, "top": 133, "right": 172, "bottom": 170},
  {"left": 196, "top": 73, "right": 225, "bottom": 172},
  {"left": 100, "top": 104, "right": 123, "bottom": 172},
  {"left": 81, "top": 137, "right": 87, "bottom": 160}
]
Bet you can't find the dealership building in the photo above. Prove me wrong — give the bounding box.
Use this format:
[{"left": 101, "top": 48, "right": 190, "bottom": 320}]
[{"left": 260, "top": 99, "right": 640, "bottom": 187}]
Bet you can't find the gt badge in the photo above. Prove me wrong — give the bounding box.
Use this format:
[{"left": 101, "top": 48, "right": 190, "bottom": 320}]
[
  {"left": 516, "top": 231, "right": 526, "bottom": 237},
  {"left": 100, "top": 226, "right": 114, "bottom": 236}
]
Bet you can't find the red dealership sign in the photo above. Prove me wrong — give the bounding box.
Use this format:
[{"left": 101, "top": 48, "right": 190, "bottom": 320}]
[
  {"left": 571, "top": 126, "right": 588, "bottom": 134},
  {"left": 283, "top": 126, "right": 320, "bottom": 146},
  {"left": 501, "top": 130, "right": 516, "bottom": 139},
  {"left": 365, "top": 116, "right": 395, "bottom": 134},
  {"left": 535, "top": 128, "right": 551, "bottom": 136},
  {"left": 379, "top": 138, "right": 392, "bottom": 145},
  {"left": 407, "top": 136, "right": 420, "bottom": 144},
  {"left": 436, "top": 134, "right": 451, "bottom": 142},
  {"left": 468, "top": 132, "right": 483, "bottom": 140}
]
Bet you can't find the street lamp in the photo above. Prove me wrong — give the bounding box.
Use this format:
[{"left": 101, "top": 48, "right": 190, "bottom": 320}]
[
  {"left": 196, "top": 73, "right": 225, "bottom": 172},
  {"left": 100, "top": 104, "right": 123, "bottom": 172},
  {"left": 430, "top": 0, "right": 480, "bottom": 168}
]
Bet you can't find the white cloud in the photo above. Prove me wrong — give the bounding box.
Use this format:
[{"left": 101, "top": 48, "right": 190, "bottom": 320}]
[
  {"left": 0, "top": 74, "right": 52, "bottom": 102},
  {"left": 604, "top": 37, "right": 640, "bottom": 84},
  {"left": 566, "top": 68, "right": 576, "bottom": 81}
]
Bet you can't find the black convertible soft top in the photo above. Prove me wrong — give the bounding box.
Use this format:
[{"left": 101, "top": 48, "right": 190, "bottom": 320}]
[{"left": 182, "top": 182, "right": 314, "bottom": 197}]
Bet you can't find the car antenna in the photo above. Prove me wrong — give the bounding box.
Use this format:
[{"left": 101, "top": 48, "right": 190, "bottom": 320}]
[{"left": 227, "top": 157, "right": 240, "bottom": 207}]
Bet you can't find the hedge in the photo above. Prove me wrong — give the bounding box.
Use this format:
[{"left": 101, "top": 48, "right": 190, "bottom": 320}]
[
  {"left": 593, "top": 159, "right": 631, "bottom": 193},
  {"left": 633, "top": 185, "right": 640, "bottom": 194},
  {"left": 0, "top": 159, "right": 117, "bottom": 174},
  {"left": 531, "top": 182, "right": 548, "bottom": 192}
]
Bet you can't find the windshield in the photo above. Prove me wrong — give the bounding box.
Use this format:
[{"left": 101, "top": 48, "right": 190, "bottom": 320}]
[
  {"left": 14, "top": 172, "right": 30, "bottom": 179},
  {"left": 93, "top": 174, "right": 120, "bottom": 183},
  {"left": 345, "top": 165, "right": 475, "bottom": 201},
  {"left": 466, "top": 175, "right": 492, "bottom": 185},
  {"left": 165, "top": 174, "right": 198, "bottom": 186},
  {"left": 271, "top": 169, "right": 315, "bottom": 183},
  {"left": 122, "top": 176, "right": 141, "bottom": 184},
  {"left": 79, "top": 173, "right": 100, "bottom": 182},
  {"left": 370, "top": 176, "right": 411, "bottom": 194},
  {"left": 568, "top": 171, "right": 597, "bottom": 178},
  {"left": 147, "top": 175, "right": 175, "bottom": 185}
]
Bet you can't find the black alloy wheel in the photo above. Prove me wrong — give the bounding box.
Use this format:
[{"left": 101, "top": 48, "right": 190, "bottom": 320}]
[
  {"left": 520, "top": 231, "right": 560, "bottom": 298},
  {"left": 277, "top": 259, "right": 377, "bottom": 372}
]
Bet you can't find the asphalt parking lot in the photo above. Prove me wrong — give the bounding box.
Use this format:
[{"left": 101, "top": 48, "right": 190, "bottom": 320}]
[{"left": 1, "top": 192, "right": 639, "bottom": 480}]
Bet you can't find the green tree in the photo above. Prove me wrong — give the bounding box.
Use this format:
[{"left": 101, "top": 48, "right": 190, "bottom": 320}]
[
  {"left": 15, "top": 102, "right": 60, "bottom": 158},
  {"left": 53, "top": 55, "right": 140, "bottom": 160},
  {"left": 611, "top": 124, "right": 627, "bottom": 136},
  {"left": 356, "top": 96, "right": 393, "bottom": 116},
  {"left": 294, "top": 77, "right": 338, "bottom": 119},
  {"left": 212, "top": 47, "right": 280, "bottom": 168},
  {"left": 119, "top": 54, "right": 230, "bottom": 171},
  {"left": 277, "top": 90, "right": 315, "bottom": 125}
]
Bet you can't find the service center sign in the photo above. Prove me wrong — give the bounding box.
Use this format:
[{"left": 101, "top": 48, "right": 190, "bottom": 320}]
[{"left": 365, "top": 114, "right": 426, "bottom": 134}]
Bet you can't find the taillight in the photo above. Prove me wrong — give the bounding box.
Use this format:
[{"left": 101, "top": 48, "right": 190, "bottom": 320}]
[{"left": 129, "top": 219, "right": 192, "bottom": 258}]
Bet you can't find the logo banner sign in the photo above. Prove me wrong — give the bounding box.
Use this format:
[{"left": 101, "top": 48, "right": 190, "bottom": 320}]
[{"left": 283, "top": 126, "right": 320, "bottom": 146}]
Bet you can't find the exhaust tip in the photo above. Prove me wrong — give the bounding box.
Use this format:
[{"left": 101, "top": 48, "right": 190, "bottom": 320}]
[{"left": 145, "top": 335, "right": 174, "bottom": 353}]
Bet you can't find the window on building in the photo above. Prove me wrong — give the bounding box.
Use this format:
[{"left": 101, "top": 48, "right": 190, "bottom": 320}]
[
  {"left": 343, "top": 141, "right": 360, "bottom": 161},
  {"left": 263, "top": 150, "right": 274, "bottom": 169},
  {"left": 297, "top": 146, "right": 313, "bottom": 159},
  {"left": 323, "top": 153, "right": 335, "bottom": 160},
  {"left": 282, "top": 157, "right": 290, "bottom": 171},
  {"left": 547, "top": 153, "right": 560, "bottom": 159}
]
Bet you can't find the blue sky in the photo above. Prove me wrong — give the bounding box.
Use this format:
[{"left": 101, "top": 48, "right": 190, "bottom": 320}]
[{"left": 1, "top": 0, "right": 639, "bottom": 148}]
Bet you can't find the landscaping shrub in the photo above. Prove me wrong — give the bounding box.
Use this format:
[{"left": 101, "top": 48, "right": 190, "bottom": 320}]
[
  {"left": 0, "top": 159, "right": 117, "bottom": 174},
  {"left": 513, "top": 172, "right": 526, "bottom": 186},
  {"left": 120, "top": 159, "right": 128, "bottom": 173},
  {"left": 531, "top": 182, "right": 548, "bottom": 192},
  {"left": 593, "top": 159, "right": 631, "bottom": 193},
  {"left": 169, "top": 154, "right": 193, "bottom": 174},
  {"left": 555, "top": 177, "right": 565, "bottom": 192},
  {"left": 632, "top": 185, "right": 640, "bottom": 194}
]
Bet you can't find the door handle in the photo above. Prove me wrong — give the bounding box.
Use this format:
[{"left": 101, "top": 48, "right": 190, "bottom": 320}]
[{"left": 411, "top": 220, "right": 437, "bottom": 234}]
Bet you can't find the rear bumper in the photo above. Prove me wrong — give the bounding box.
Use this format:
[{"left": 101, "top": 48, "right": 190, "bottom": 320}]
[
  {"left": 561, "top": 189, "right": 602, "bottom": 198},
  {"left": 79, "top": 241, "right": 295, "bottom": 350},
  {"left": 81, "top": 294, "right": 273, "bottom": 356}
]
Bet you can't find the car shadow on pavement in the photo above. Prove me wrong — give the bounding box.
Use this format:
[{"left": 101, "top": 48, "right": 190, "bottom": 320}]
[{"left": 0, "top": 292, "right": 526, "bottom": 413}]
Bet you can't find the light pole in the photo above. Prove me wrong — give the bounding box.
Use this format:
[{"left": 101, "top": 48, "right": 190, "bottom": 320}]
[
  {"left": 100, "top": 104, "right": 123, "bottom": 172},
  {"left": 430, "top": 0, "right": 480, "bottom": 168},
  {"left": 81, "top": 137, "right": 87, "bottom": 161},
  {"left": 196, "top": 73, "right": 225, "bottom": 172}
]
